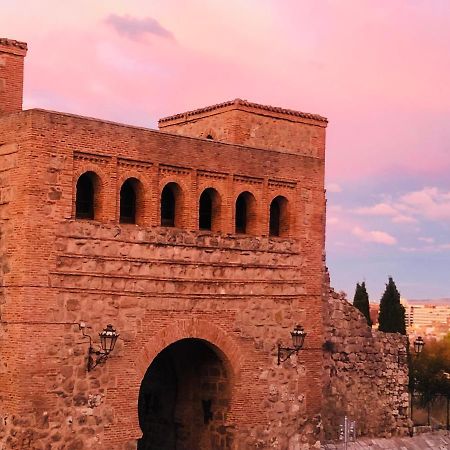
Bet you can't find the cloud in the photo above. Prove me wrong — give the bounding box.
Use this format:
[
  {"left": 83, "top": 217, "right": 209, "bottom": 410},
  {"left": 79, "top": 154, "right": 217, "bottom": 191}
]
[
  {"left": 105, "top": 14, "right": 174, "bottom": 41},
  {"left": 418, "top": 237, "right": 435, "bottom": 244},
  {"left": 391, "top": 214, "right": 417, "bottom": 224},
  {"left": 355, "top": 202, "right": 417, "bottom": 224},
  {"left": 399, "top": 187, "right": 450, "bottom": 221},
  {"left": 352, "top": 226, "right": 397, "bottom": 245},
  {"left": 355, "top": 203, "right": 397, "bottom": 216},
  {"left": 326, "top": 182, "right": 342, "bottom": 193},
  {"left": 355, "top": 187, "right": 450, "bottom": 224}
]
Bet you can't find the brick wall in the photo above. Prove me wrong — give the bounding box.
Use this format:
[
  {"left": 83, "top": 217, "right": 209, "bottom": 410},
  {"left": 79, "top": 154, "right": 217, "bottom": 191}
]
[{"left": 0, "top": 107, "right": 326, "bottom": 449}]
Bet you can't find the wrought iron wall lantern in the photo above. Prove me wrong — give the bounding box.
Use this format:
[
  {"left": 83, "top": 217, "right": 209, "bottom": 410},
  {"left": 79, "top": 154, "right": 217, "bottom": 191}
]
[
  {"left": 277, "top": 325, "right": 307, "bottom": 365},
  {"left": 79, "top": 323, "right": 120, "bottom": 371}
]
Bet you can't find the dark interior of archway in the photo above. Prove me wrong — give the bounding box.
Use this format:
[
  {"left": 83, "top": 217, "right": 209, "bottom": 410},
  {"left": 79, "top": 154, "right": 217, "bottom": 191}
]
[
  {"left": 138, "top": 339, "right": 233, "bottom": 450},
  {"left": 235, "top": 195, "right": 247, "bottom": 233},
  {"left": 161, "top": 186, "right": 176, "bottom": 227},
  {"left": 269, "top": 200, "right": 280, "bottom": 236},
  {"left": 75, "top": 173, "right": 94, "bottom": 219},
  {"left": 199, "top": 190, "right": 213, "bottom": 230},
  {"left": 120, "top": 179, "right": 137, "bottom": 223}
]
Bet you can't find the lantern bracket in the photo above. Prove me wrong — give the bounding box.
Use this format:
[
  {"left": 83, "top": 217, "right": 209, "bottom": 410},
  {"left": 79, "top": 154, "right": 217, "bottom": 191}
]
[
  {"left": 277, "top": 325, "right": 307, "bottom": 365},
  {"left": 78, "top": 323, "right": 119, "bottom": 372}
]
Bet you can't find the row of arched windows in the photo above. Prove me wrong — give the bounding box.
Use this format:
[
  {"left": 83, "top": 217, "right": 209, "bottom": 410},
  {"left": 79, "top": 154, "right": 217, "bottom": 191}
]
[{"left": 75, "top": 171, "right": 290, "bottom": 237}]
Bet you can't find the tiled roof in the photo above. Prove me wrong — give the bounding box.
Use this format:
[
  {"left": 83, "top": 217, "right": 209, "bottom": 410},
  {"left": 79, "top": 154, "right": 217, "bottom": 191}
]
[
  {"left": 0, "top": 38, "right": 27, "bottom": 50},
  {"left": 159, "top": 98, "right": 327, "bottom": 123}
]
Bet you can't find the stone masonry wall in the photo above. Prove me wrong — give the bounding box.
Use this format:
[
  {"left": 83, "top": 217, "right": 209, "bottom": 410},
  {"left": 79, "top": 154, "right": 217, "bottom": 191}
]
[
  {"left": 322, "top": 287, "right": 410, "bottom": 441},
  {"left": 0, "top": 107, "right": 326, "bottom": 450}
]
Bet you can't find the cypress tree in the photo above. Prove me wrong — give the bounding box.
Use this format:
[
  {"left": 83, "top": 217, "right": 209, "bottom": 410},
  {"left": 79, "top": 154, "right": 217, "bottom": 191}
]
[
  {"left": 353, "top": 281, "right": 372, "bottom": 327},
  {"left": 378, "top": 277, "right": 406, "bottom": 334}
]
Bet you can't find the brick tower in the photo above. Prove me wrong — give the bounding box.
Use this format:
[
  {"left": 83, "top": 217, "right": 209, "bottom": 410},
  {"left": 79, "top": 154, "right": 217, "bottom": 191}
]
[{"left": 0, "top": 38, "right": 27, "bottom": 115}]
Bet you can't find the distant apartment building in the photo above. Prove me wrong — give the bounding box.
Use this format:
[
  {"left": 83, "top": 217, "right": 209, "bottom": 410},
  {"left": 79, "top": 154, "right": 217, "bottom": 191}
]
[{"left": 401, "top": 298, "right": 450, "bottom": 340}]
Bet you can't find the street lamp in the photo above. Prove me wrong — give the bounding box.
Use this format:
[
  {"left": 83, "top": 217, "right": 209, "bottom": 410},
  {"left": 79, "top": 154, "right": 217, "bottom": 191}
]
[
  {"left": 277, "top": 325, "right": 307, "bottom": 365},
  {"left": 80, "top": 323, "right": 120, "bottom": 371},
  {"left": 414, "top": 336, "right": 425, "bottom": 354},
  {"left": 410, "top": 336, "right": 425, "bottom": 436}
]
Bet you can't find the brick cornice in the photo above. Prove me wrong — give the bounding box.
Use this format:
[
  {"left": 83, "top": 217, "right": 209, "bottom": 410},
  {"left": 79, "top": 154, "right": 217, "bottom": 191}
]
[
  {"left": 0, "top": 38, "right": 27, "bottom": 56},
  {"left": 159, "top": 98, "right": 328, "bottom": 125}
]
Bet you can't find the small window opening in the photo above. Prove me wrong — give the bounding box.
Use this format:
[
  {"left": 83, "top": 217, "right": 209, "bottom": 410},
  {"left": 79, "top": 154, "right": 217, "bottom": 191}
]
[
  {"left": 199, "top": 190, "right": 213, "bottom": 230},
  {"left": 120, "top": 179, "right": 137, "bottom": 224},
  {"left": 269, "top": 201, "right": 281, "bottom": 236},
  {"left": 235, "top": 194, "right": 247, "bottom": 234},
  {"left": 161, "top": 184, "right": 177, "bottom": 227},
  {"left": 76, "top": 172, "right": 96, "bottom": 219},
  {"left": 206, "top": 134, "right": 213, "bottom": 140},
  {"left": 269, "top": 196, "right": 289, "bottom": 237}
]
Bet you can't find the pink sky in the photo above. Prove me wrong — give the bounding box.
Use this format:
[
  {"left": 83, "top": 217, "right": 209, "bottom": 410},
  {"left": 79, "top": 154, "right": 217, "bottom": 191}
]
[{"left": 2, "top": 0, "right": 450, "bottom": 299}]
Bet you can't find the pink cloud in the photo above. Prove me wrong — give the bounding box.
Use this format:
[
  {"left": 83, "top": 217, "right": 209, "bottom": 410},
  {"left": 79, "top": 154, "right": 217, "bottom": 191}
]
[
  {"left": 355, "top": 203, "right": 397, "bottom": 216},
  {"left": 352, "top": 226, "right": 397, "bottom": 246},
  {"left": 326, "top": 182, "right": 342, "bottom": 193},
  {"left": 399, "top": 187, "right": 450, "bottom": 221}
]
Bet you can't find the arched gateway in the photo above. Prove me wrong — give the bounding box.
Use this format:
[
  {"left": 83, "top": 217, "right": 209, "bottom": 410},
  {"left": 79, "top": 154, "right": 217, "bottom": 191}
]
[{"left": 138, "top": 338, "right": 234, "bottom": 450}]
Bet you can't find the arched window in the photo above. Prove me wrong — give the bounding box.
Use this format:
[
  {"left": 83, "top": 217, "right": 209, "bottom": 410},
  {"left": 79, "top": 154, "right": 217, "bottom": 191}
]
[
  {"left": 206, "top": 134, "right": 214, "bottom": 140},
  {"left": 161, "top": 182, "right": 182, "bottom": 227},
  {"left": 75, "top": 171, "right": 99, "bottom": 219},
  {"left": 235, "top": 191, "right": 257, "bottom": 234},
  {"left": 199, "top": 188, "right": 220, "bottom": 231},
  {"left": 120, "top": 178, "right": 142, "bottom": 224},
  {"left": 269, "top": 196, "right": 289, "bottom": 237}
]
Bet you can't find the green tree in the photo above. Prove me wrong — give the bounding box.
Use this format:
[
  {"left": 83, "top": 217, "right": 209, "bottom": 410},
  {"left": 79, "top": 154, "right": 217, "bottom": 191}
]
[
  {"left": 411, "top": 337, "right": 450, "bottom": 411},
  {"left": 353, "top": 281, "right": 372, "bottom": 327},
  {"left": 378, "top": 277, "right": 406, "bottom": 334}
]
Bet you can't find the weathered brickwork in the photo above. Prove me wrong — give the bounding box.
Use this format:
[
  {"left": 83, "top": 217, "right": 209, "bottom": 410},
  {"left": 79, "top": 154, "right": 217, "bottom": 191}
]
[
  {"left": 0, "top": 39, "right": 27, "bottom": 115},
  {"left": 0, "top": 37, "right": 409, "bottom": 450},
  {"left": 0, "top": 37, "right": 328, "bottom": 450},
  {"left": 159, "top": 99, "right": 327, "bottom": 158},
  {"left": 322, "top": 287, "right": 410, "bottom": 441}
]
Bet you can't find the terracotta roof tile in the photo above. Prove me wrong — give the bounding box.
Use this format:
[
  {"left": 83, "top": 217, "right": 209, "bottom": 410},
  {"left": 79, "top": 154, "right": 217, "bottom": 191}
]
[
  {"left": 0, "top": 38, "right": 27, "bottom": 51},
  {"left": 159, "top": 98, "right": 327, "bottom": 123}
]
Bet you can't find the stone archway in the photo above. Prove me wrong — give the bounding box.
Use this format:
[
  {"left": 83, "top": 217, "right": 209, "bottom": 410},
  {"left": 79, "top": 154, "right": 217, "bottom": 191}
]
[{"left": 137, "top": 338, "right": 233, "bottom": 450}]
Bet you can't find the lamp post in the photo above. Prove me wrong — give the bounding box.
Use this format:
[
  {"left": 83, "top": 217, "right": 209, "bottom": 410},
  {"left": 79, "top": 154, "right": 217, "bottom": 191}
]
[
  {"left": 442, "top": 371, "right": 450, "bottom": 431},
  {"left": 410, "top": 336, "right": 425, "bottom": 436},
  {"left": 277, "top": 325, "right": 307, "bottom": 365}
]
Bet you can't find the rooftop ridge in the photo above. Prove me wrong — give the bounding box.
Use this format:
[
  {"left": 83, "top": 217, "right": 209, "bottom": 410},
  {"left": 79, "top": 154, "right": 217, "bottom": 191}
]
[
  {"left": 159, "top": 98, "right": 328, "bottom": 124},
  {"left": 0, "top": 38, "right": 27, "bottom": 51}
]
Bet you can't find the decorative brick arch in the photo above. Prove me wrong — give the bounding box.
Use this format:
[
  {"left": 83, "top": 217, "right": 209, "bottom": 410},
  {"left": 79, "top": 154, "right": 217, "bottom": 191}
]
[
  {"left": 135, "top": 318, "right": 243, "bottom": 381},
  {"left": 122, "top": 319, "right": 243, "bottom": 443},
  {"left": 73, "top": 167, "right": 106, "bottom": 221}
]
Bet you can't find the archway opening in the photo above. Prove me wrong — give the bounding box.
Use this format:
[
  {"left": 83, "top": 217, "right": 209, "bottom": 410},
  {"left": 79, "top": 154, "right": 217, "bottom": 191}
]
[
  {"left": 269, "top": 195, "right": 289, "bottom": 237},
  {"left": 161, "top": 182, "right": 182, "bottom": 227},
  {"left": 199, "top": 188, "right": 221, "bottom": 231},
  {"left": 75, "top": 171, "right": 100, "bottom": 219},
  {"left": 120, "top": 177, "right": 142, "bottom": 224},
  {"left": 138, "top": 338, "right": 233, "bottom": 450},
  {"left": 235, "top": 191, "right": 257, "bottom": 235}
]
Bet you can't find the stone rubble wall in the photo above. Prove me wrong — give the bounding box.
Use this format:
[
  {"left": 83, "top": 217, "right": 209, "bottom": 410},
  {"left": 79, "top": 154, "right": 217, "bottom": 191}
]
[
  {"left": 322, "top": 287, "right": 410, "bottom": 441},
  {"left": 0, "top": 223, "right": 324, "bottom": 450}
]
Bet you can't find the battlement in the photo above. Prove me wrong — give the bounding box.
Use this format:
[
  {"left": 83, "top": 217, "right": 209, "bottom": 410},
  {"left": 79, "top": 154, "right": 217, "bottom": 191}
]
[{"left": 0, "top": 37, "right": 27, "bottom": 115}]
